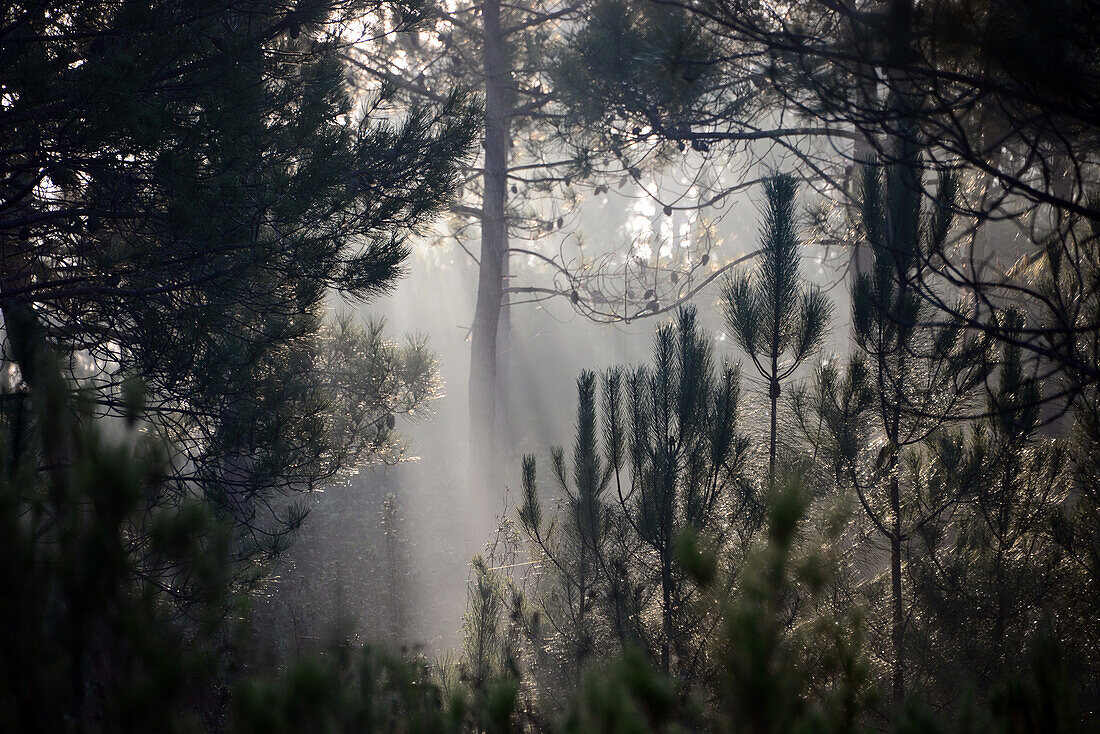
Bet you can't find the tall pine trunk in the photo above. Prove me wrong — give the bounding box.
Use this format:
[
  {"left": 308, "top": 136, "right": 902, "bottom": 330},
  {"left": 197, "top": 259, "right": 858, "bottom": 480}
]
[
  {"left": 888, "top": 330, "right": 907, "bottom": 707},
  {"left": 469, "top": 0, "right": 509, "bottom": 485},
  {"left": 768, "top": 354, "right": 779, "bottom": 490},
  {"left": 890, "top": 470, "right": 904, "bottom": 705}
]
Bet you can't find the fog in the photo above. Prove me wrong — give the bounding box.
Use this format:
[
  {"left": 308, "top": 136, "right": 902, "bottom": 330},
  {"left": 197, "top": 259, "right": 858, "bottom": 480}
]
[{"left": 255, "top": 173, "right": 853, "bottom": 653}]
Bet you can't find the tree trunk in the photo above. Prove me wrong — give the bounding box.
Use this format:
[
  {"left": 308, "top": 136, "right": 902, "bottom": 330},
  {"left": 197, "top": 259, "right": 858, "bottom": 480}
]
[
  {"left": 890, "top": 471, "right": 904, "bottom": 707},
  {"left": 497, "top": 242, "right": 512, "bottom": 462},
  {"left": 661, "top": 549, "right": 672, "bottom": 676},
  {"left": 885, "top": 5, "right": 914, "bottom": 704},
  {"left": 768, "top": 386, "right": 778, "bottom": 488},
  {"left": 888, "top": 356, "right": 906, "bottom": 707},
  {"left": 768, "top": 354, "right": 779, "bottom": 491},
  {"left": 848, "top": 0, "right": 878, "bottom": 280},
  {"left": 469, "top": 0, "right": 510, "bottom": 486}
]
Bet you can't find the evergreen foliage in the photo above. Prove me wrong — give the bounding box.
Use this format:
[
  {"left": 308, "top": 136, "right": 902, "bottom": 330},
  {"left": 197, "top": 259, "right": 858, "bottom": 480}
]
[
  {"left": 551, "top": 0, "right": 747, "bottom": 155},
  {"left": 1045, "top": 201, "right": 1100, "bottom": 704},
  {"left": 723, "top": 173, "right": 831, "bottom": 486},
  {"left": 910, "top": 310, "right": 1071, "bottom": 701},
  {"left": 7, "top": 0, "right": 1100, "bottom": 731},
  {"left": 2, "top": 313, "right": 1093, "bottom": 732},
  {"left": 515, "top": 307, "right": 752, "bottom": 697},
  {"left": 0, "top": 325, "right": 233, "bottom": 732},
  {"left": 806, "top": 139, "right": 991, "bottom": 704},
  {"left": 482, "top": 141, "right": 1100, "bottom": 729},
  {"left": 231, "top": 646, "right": 468, "bottom": 734},
  {"left": 0, "top": 0, "right": 477, "bottom": 591}
]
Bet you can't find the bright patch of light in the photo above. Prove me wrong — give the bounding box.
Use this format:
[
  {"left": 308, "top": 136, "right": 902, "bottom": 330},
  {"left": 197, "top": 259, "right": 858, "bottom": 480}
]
[
  {"left": 678, "top": 221, "right": 691, "bottom": 243},
  {"left": 625, "top": 196, "right": 655, "bottom": 240},
  {"left": 659, "top": 215, "right": 673, "bottom": 243}
]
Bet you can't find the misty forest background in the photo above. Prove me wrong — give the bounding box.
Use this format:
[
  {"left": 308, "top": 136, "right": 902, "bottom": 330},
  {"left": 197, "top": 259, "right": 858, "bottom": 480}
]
[{"left": 3, "top": 0, "right": 1100, "bottom": 731}]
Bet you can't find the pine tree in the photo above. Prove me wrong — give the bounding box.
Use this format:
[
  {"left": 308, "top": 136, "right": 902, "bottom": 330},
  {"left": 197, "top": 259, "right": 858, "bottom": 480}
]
[
  {"left": 0, "top": 320, "right": 234, "bottom": 731},
  {"left": 797, "top": 136, "right": 990, "bottom": 706},
  {"left": 349, "top": 0, "right": 589, "bottom": 482},
  {"left": 723, "top": 173, "right": 832, "bottom": 489},
  {"left": 0, "top": 0, "right": 477, "bottom": 586},
  {"left": 910, "top": 309, "right": 1069, "bottom": 701},
  {"left": 517, "top": 307, "right": 751, "bottom": 683},
  {"left": 851, "top": 139, "right": 993, "bottom": 704},
  {"left": 462, "top": 555, "right": 511, "bottom": 692},
  {"left": 1041, "top": 197, "right": 1100, "bottom": 708},
  {"left": 518, "top": 371, "right": 612, "bottom": 670}
]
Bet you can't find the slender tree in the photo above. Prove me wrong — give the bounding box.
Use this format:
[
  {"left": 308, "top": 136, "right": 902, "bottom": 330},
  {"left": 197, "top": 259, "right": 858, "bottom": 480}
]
[
  {"left": 846, "top": 139, "right": 990, "bottom": 705},
  {"left": 518, "top": 371, "right": 612, "bottom": 669},
  {"left": 790, "top": 136, "right": 990, "bottom": 705},
  {"left": 348, "top": 0, "right": 586, "bottom": 480},
  {"left": 350, "top": 0, "right": 737, "bottom": 483},
  {"left": 723, "top": 174, "right": 831, "bottom": 488}
]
